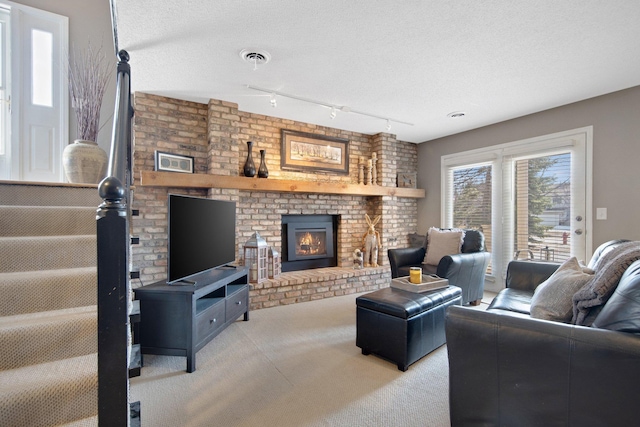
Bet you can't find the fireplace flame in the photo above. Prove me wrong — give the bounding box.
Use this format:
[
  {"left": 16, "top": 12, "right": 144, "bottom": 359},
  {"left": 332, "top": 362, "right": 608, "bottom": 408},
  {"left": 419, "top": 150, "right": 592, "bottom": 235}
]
[{"left": 297, "top": 231, "right": 326, "bottom": 256}]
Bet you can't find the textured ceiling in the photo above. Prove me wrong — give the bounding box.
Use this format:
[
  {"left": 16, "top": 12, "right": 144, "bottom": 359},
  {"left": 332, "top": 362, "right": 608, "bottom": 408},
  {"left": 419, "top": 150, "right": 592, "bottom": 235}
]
[{"left": 115, "top": 0, "right": 640, "bottom": 143}]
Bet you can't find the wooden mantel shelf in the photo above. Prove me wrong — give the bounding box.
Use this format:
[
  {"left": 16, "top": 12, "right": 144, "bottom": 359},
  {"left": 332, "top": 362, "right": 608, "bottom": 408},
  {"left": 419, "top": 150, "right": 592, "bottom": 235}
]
[{"left": 140, "top": 171, "right": 425, "bottom": 198}]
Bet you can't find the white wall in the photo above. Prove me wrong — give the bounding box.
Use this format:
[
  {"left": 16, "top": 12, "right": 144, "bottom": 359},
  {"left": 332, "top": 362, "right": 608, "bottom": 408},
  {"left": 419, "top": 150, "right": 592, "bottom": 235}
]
[
  {"left": 12, "top": 0, "right": 115, "bottom": 154},
  {"left": 417, "top": 85, "right": 640, "bottom": 251}
]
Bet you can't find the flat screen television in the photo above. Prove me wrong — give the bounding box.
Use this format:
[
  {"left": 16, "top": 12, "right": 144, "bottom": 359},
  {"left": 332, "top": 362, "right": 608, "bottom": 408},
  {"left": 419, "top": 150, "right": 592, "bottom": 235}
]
[{"left": 168, "top": 194, "right": 237, "bottom": 284}]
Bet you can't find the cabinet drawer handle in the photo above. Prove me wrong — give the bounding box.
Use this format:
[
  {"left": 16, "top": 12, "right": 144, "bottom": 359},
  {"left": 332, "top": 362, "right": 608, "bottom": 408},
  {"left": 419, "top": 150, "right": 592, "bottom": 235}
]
[
  {"left": 236, "top": 301, "right": 242, "bottom": 305},
  {"left": 210, "top": 318, "right": 216, "bottom": 324}
]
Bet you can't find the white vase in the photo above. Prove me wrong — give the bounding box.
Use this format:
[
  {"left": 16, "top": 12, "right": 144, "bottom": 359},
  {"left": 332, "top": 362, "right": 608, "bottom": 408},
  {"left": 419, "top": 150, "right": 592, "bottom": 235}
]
[{"left": 62, "top": 139, "right": 108, "bottom": 184}]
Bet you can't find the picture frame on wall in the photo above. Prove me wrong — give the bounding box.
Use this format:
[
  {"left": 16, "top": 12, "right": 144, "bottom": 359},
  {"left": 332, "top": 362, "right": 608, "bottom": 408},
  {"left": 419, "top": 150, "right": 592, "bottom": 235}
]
[
  {"left": 397, "top": 172, "right": 417, "bottom": 188},
  {"left": 154, "top": 151, "right": 194, "bottom": 174},
  {"left": 281, "top": 129, "right": 349, "bottom": 175}
]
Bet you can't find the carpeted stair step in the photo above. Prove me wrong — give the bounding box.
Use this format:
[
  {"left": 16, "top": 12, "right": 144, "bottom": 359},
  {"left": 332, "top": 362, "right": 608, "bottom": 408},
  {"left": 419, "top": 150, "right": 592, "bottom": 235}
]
[
  {"left": 0, "top": 353, "right": 97, "bottom": 427},
  {"left": 58, "top": 415, "right": 98, "bottom": 426},
  {"left": 0, "top": 183, "right": 101, "bottom": 207},
  {"left": 0, "top": 206, "right": 97, "bottom": 237},
  {"left": 0, "top": 267, "right": 96, "bottom": 316},
  {"left": 0, "top": 184, "right": 105, "bottom": 426},
  {"left": 0, "top": 306, "right": 96, "bottom": 371},
  {"left": 0, "top": 235, "right": 96, "bottom": 273}
]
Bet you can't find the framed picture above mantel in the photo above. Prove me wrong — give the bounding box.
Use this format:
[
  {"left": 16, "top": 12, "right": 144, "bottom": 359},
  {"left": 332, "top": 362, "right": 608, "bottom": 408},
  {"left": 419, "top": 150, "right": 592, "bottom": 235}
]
[
  {"left": 154, "top": 151, "right": 194, "bottom": 174},
  {"left": 281, "top": 129, "right": 349, "bottom": 175}
]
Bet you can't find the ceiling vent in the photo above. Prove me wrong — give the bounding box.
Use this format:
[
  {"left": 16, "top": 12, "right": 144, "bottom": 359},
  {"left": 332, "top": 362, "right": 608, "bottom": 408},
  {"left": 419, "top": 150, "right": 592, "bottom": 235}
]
[{"left": 240, "top": 49, "right": 271, "bottom": 68}]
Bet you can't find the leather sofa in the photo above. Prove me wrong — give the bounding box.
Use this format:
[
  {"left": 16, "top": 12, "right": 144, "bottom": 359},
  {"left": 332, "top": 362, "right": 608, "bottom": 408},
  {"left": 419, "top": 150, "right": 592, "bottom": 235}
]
[
  {"left": 388, "top": 229, "right": 490, "bottom": 305},
  {"left": 445, "top": 240, "right": 640, "bottom": 426}
]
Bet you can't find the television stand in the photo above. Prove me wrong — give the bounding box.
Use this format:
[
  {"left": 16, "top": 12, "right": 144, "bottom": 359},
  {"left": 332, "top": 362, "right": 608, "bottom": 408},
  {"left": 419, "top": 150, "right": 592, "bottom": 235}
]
[
  {"left": 170, "top": 279, "right": 197, "bottom": 286},
  {"left": 134, "top": 267, "right": 249, "bottom": 373}
]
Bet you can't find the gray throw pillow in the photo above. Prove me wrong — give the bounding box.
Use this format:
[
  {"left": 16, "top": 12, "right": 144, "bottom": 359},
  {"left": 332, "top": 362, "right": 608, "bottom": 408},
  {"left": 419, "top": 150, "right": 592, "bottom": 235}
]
[
  {"left": 530, "top": 257, "right": 594, "bottom": 322},
  {"left": 423, "top": 227, "right": 465, "bottom": 266}
]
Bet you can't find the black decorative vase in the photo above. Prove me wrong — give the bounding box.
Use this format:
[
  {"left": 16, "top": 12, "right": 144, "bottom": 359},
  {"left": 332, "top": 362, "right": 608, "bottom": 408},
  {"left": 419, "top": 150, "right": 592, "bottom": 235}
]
[
  {"left": 258, "top": 149, "right": 269, "bottom": 178},
  {"left": 243, "top": 141, "right": 256, "bottom": 177}
]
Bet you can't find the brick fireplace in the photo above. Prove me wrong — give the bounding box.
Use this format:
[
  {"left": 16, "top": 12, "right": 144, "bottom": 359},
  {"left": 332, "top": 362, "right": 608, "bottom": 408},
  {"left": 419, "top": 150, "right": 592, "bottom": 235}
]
[{"left": 131, "top": 93, "right": 419, "bottom": 310}]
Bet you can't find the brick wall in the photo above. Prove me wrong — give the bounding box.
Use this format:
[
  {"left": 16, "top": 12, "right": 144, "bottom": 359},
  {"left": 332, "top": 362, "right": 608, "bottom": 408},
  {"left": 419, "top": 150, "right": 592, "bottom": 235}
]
[{"left": 131, "top": 92, "right": 418, "bottom": 309}]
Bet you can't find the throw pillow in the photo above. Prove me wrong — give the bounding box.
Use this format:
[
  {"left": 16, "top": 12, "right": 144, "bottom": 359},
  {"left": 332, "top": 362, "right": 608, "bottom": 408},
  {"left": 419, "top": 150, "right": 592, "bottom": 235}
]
[
  {"left": 530, "top": 257, "right": 594, "bottom": 322},
  {"left": 423, "top": 227, "right": 465, "bottom": 266}
]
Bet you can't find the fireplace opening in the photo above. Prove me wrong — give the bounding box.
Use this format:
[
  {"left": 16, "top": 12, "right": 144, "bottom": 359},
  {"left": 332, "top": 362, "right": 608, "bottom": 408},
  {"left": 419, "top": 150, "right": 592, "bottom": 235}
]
[
  {"left": 282, "top": 215, "right": 338, "bottom": 272},
  {"left": 295, "top": 231, "right": 327, "bottom": 258}
]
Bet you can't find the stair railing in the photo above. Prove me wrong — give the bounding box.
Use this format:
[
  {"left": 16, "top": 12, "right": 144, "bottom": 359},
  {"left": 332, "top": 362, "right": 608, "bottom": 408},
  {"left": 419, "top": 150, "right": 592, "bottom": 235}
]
[{"left": 96, "top": 49, "right": 133, "bottom": 426}]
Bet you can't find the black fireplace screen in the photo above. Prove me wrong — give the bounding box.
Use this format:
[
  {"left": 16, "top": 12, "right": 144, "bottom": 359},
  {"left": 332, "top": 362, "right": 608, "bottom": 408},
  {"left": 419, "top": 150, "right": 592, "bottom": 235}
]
[
  {"left": 287, "top": 223, "right": 333, "bottom": 261},
  {"left": 282, "top": 215, "right": 338, "bottom": 271}
]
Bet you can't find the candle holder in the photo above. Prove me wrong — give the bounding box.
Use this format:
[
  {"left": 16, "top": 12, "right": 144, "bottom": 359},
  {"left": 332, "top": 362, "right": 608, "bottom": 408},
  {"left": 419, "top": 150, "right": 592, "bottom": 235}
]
[
  {"left": 371, "top": 152, "right": 378, "bottom": 185},
  {"left": 268, "top": 247, "right": 281, "bottom": 279},
  {"left": 243, "top": 232, "right": 268, "bottom": 283}
]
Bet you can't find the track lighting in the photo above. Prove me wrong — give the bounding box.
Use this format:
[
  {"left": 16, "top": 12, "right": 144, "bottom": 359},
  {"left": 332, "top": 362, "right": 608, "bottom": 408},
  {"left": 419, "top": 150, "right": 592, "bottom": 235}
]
[{"left": 246, "top": 85, "right": 414, "bottom": 129}]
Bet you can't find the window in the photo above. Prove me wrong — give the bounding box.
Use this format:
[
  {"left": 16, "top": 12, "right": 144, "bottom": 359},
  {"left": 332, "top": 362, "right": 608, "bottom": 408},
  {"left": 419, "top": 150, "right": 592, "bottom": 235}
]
[
  {"left": 31, "top": 28, "right": 53, "bottom": 107},
  {"left": 442, "top": 127, "right": 592, "bottom": 290},
  {"left": 445, "top": 163, "right": 493, "bottom": 272}
]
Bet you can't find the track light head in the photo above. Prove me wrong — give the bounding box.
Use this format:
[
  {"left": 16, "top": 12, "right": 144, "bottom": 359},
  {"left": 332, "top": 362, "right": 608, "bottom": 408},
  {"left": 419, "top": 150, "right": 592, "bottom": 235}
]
[
  {"left": 329, "top": 107, "right": 337, "bottom": 119},
  {"left": 385, "top": 120, "right": 392, "bottom": 132},
  {"left": 270, "top": 93, "right": 277, "bottom": 108}
]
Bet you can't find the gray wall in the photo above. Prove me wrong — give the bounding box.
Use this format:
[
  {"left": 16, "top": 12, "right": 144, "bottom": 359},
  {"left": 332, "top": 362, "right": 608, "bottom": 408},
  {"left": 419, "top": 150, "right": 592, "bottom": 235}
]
[
  {"left": 12, "top": 0, "right": 115, "bottom": 153},
  {"left": 417, "top": 85, "right": 640, "bottom": 252}
]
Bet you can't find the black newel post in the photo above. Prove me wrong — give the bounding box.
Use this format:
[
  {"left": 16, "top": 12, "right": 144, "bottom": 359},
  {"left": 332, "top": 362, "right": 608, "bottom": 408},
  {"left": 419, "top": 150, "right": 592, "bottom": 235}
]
[{"left": 97, "top": 49, "right": 133, "bottom": 427}]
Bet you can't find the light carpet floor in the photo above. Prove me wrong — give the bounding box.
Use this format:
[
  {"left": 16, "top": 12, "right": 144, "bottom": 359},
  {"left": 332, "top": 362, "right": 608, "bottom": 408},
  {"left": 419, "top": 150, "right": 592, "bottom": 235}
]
[{"left": 131, "top": 291, "right": 490, "bottom": 427}]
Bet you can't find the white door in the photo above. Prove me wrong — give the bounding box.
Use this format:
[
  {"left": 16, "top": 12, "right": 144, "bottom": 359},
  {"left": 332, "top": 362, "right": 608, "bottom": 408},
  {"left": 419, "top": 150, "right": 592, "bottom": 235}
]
[{"left": 13, "top": 7, "right": 67, "bottom": 181}]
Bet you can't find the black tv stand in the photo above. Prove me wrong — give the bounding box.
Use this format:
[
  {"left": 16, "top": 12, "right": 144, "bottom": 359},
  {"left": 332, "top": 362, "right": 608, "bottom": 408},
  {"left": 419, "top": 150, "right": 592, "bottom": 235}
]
[
  {"left": 170, "top": 279, "right": 197, "bottom": 286},
  {"left": 134, "top": 267, "right": 249, "bottom": 372}
]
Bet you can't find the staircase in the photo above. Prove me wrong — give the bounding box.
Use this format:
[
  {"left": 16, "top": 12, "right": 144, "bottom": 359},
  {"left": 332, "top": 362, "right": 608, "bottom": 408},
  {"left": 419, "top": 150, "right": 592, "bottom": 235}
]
[{"left": 0, "top": 182, "right": 101, "bottom": 426}]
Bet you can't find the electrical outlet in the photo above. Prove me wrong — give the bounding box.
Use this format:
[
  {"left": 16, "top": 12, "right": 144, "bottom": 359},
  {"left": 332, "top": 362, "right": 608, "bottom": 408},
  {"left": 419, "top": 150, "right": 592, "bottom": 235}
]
[{"left": 596, "top": 208, "right": 607, "bottom": 220}]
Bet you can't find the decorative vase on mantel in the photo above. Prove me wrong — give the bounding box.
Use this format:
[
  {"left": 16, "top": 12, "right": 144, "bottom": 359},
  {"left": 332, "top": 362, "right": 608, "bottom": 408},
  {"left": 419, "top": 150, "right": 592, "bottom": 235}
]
[
  {"left": 62, "top": 139, "right": 108, "bottom": 184},
  {"left": 258, "top": 149, "right": 269, "bottom": 178},
  {"left": 243, "top": 141, "right": 256, "bottom": 177}
]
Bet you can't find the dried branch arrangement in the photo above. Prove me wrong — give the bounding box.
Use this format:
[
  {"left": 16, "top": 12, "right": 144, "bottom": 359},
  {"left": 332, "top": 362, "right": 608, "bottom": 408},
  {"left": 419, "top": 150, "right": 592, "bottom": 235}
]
[{"left": 68, "top": 42, "right": 112, "bottom": 142}]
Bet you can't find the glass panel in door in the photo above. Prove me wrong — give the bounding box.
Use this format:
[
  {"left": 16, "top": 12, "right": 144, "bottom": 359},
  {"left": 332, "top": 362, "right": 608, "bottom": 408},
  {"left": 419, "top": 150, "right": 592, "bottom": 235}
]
[{"left": 513, "top": 152, "right": 581, "bottom": 262}]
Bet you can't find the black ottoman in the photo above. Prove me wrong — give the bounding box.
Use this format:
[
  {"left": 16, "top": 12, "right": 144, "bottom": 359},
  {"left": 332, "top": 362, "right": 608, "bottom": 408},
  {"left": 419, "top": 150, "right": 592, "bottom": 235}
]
[{"left": 356, "top": 285, "right": 462, "bottom": 371}]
